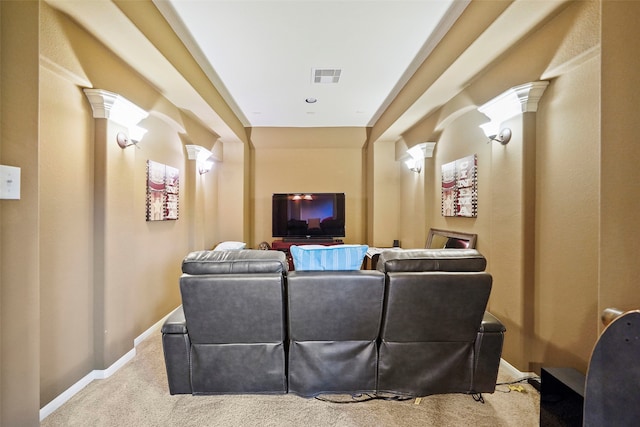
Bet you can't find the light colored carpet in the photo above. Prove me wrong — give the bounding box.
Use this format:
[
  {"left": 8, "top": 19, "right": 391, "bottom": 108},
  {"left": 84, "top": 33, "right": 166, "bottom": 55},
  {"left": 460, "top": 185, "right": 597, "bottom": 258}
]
[{"left": 41, "top": 334, "right": 540, "bottom": 426}]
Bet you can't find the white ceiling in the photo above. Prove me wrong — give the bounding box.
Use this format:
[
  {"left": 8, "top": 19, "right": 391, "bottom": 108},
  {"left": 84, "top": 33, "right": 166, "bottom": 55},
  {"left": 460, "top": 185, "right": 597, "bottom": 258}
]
[
  {"left": 155, "top": 0, "right": 467, "bottom": 128},
  {"left": 45, "top": 0, "right": 569, "bottom": 144}
]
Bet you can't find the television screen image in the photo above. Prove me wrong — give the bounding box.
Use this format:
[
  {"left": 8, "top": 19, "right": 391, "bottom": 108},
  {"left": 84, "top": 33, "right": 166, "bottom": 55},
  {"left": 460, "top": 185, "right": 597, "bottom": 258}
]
[{"left": 272, "top": 193, "right": 345, "bottom": 238}]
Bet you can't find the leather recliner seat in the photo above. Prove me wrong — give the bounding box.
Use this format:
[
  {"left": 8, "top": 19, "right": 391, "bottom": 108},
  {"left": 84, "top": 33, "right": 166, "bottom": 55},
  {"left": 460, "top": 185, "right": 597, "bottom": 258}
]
[
  {"left": 375, "top": 249, "right": 505, "bottom": 396},
  {"left": 162, "top": 250, "right": 289, "bottom": 395},
  {"left": 162, "top": 248, "right": 505, "bottom": 397},
  {"left": 286, "top": 270, "right": 385, "bottom": 396}
]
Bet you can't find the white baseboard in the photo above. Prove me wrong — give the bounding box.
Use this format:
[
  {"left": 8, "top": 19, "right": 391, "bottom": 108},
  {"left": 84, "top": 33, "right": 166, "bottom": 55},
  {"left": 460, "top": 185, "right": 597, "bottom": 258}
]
[
  {"left": 39, "top": 308, "right": 178, "bottom": 421},
  {"left": 500, "top": 358, "right": 536, "bottom": 379},
  {"left": 38, "top": 370, "right": 96, "bottom": 421}
]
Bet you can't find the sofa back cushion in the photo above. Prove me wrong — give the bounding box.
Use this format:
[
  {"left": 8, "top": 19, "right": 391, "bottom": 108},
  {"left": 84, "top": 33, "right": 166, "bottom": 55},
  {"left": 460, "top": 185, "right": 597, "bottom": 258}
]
[
  {"left": 380, "top": 271, "right": 492, "bottom": 342},
  {"left": 290, "top": 244, "right": 368, "bottom": 271},
  {"left": 287, "top": 270, "right": 385, "bottom": 341},
  {"left": 180, "top": 274, "right": 286, "bottom": 344},
  {"left": 182, "top": 249, "right": 288, "bottom": 275},
  {"left": 376, "top": 248, "right": 486, "bottom": 273}
]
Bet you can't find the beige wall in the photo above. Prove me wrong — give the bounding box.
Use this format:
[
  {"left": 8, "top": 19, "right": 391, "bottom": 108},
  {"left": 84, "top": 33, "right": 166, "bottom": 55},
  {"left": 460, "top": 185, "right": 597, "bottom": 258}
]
[
  {"left": 217, "top": 141, "right": 249, "bottom": 245},
  {"left": 391, "top": 0, "right": 640, "bottom": 374},
  {"left": 599, "top": 0, "right": 640, "bottom": 323},
  {"left": 39, "top": 65, "right": 95, "bottom": 400},
  {"left": 533, "top": 56, "right": 600, "bottom": 371},
  {"left": 1, "top": 2, "right": 41, "bottom": 425},
  {"left": 398, "top": 154, "right": 427, "bottom": 249},
  {"left": 1, "top": 3, "right": 222, "bottom": 422},
  {"left": 370, "top": 139, "right": 401, "bottom": 248},
  {"left": 251, "top": 127, "right": 368, "bottom": 247}
]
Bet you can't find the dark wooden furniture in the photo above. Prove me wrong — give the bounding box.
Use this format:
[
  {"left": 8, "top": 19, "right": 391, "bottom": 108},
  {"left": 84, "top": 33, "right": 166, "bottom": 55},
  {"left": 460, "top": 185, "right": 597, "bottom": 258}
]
[
  {"left": 364, "top": 248, "right": 391, "bottom": 270},
  {"left": 426, "top": 228, "right": 477, "bottom": 249},
  {"left": 540, "top": 367, "right": 585, "bottom": 426}
]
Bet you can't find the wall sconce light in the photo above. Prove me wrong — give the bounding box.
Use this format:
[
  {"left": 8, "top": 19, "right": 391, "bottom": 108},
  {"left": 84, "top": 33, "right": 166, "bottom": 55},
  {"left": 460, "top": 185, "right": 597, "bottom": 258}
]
[
  {"left": 479, "top": 123, "right": 512, "bottom": 145},
  {"left": 478, "top": 87, "right": 521, "bottom": 145},
  {"left": 115, "top": 126, "right": 148, "bottom": 149},
  {"left": 404, "top": 142, "right": 436, "bottom": 173},
  {"left": 186, "top": 144, "right": 215, "bottom": 175},
  {"left": 110, "top": 96, "right": 149, "bottom": 149},
  {"left": 82, "top": 89, "right": 149, "bottom": 149},
  {"left": 405, "top": 158, "right": 422, "bottom": 174},
  {"left": 493, "top": 128, "right": 512, "bottom": 145},
  {"left": 477, "top": 81, "right": 550, "bottom": 146},
  {"left": 198, "top": 160, "right": 214, "bottom": 175}
]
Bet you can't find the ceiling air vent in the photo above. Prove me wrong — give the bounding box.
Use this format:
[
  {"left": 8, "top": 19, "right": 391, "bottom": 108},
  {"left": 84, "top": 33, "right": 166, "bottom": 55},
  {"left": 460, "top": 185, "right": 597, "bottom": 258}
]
[{"left": 312, "top": 68, "right": 341, "bottom": 84}]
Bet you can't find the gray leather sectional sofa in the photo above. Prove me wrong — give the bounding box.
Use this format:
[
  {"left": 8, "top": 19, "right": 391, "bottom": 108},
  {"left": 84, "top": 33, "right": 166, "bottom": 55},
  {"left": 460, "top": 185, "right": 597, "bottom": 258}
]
[{"left": 161, "top": 248, "right": 505, "bottom": 397}]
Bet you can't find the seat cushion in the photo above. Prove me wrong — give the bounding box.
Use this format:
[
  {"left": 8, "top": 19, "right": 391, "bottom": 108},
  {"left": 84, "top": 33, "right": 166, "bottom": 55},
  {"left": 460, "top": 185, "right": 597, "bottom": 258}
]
[
  {"left": 377, "top": 341, "right": 474, "bottom": 396},
  {"left": 290, "top": 244, "right": 368, "bottom": 270},
  {"left": 190, "top": 343, "right": 286, "bottom": 394},
  {"left": 288, "top": 340, "right": 378, "bottom": 397}
]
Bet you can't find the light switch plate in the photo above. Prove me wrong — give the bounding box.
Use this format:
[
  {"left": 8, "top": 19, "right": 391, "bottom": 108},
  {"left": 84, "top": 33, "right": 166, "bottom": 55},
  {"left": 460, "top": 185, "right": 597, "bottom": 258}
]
[{"left": 0, "top": 165, "right": 21, "bottom": 200}]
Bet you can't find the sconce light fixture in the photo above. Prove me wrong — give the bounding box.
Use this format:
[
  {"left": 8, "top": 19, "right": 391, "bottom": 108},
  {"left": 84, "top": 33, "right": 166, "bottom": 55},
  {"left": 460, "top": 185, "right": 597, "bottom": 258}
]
[
  {"left": 115, "top": 128, "right": 148, "bottom": 148},
  {"left": 198, "top": 160, "right": 214, "bottom": 175},
  {"left": 186, "top": 144, "right": 215, "bottom": 174},
  {"left": 83, "top": 88, "right": 149, "bottom": 148},
  {"left": 478, "top": 86, "right": 521, "bottom": 145},
  {"left": 405, "top": 158, "right": 422, "bottom": 174},
  {"left": 82, "top": 89, "right": 149, "bottom": 149},
  {"left": 404, "top": 142, "right": 436, "bottom": 173},
  {"left": 480, "top": 125, "right": 512, "bottom": 145},
  {"left": 110, "top": 95, "right": 149, "bottom": 148},
  {"left": 478, "top": 81, "right": 550, "bottom": 145}
]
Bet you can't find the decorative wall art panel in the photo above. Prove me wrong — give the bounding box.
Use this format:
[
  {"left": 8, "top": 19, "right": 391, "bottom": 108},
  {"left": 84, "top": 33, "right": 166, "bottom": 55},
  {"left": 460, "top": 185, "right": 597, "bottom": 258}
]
[
  {"left": 441, "top": 154, "right": 477, "bottom": 218},
  {"left": 146, "top": 160, "right": 179, "bottom": 221},
  {"left": 441, "top": 161, "right": 457, "bottom": 217}
]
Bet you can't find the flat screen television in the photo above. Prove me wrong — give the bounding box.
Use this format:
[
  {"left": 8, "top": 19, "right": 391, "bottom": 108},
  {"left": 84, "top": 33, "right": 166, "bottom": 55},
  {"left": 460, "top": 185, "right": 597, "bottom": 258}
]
[{"left": 272, "top": 193, "right": 345, "bottom": 239}]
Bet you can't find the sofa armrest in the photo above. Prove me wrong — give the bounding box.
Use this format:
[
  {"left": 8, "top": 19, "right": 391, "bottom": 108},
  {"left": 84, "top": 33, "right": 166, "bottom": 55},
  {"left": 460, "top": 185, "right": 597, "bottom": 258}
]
[
  {"left": 161, "top": 305, "right": 188, "bottom": 334},
  {"left": 479, "top": 311, "right": 506, "bottom": 333},
  {"left": 473, "top": 311, "right": 506, "bottom": 393},
  {"left": 161, "top": 306, "right": 192, "bottom": 394}
]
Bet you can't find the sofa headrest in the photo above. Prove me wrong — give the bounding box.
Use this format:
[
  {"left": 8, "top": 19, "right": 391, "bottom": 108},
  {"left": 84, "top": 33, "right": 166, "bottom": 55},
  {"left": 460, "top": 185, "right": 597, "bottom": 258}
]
[
  {"left": 376, "top": 249, "right": 487, "bottom": 273},
  {"left": 182, "top": 250, "right": 288, "bottom": 275}
]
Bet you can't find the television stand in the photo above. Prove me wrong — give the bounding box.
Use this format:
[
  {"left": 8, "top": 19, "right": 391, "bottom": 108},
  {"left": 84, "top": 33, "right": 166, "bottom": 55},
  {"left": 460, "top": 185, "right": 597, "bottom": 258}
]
[
  {"left": 283, "top": 237, "right": 336, "bottom": 244},
  {"left": 272, "top": 239, "right": 344, "bottom": 270}
]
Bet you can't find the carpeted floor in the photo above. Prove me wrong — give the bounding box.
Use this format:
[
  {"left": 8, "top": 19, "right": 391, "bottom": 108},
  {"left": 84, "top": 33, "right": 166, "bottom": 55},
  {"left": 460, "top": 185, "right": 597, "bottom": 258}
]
[{"left": 41, "top": 333, "right": 540, "bottom": 426}]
